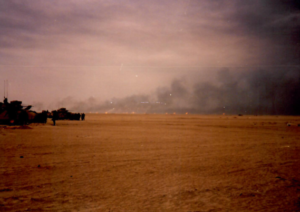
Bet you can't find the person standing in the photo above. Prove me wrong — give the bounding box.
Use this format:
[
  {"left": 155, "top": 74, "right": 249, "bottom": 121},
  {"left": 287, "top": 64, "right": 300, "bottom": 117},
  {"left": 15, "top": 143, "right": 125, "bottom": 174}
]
[{"left": 52, "top": 110, "right": 58, "bottom": 126}]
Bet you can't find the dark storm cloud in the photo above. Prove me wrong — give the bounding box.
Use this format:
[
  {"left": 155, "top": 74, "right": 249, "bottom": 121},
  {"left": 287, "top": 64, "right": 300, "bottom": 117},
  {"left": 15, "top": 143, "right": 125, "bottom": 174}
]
[
  {"left": 231, "top": 0, "right": 300, "bottom": 45},
  {"left": 186, "top": 0, "right": 300, "bottom": 65}
]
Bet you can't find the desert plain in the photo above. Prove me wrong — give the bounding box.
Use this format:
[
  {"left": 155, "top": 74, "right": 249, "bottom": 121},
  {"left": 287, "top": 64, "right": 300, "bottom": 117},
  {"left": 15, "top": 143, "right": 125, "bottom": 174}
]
[{"left": 0, "top": 114, "right": 300, "bottom": 212}]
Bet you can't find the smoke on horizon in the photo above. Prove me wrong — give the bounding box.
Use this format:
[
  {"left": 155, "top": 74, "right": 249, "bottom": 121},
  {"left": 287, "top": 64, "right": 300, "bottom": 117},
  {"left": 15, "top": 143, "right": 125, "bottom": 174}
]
[{"left": 41, "top": 66, "right": 300, "bottom": 115}]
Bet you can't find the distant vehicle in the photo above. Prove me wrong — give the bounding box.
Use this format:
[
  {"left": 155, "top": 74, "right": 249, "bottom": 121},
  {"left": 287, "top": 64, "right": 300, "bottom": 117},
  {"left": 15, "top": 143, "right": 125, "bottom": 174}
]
[
  {"left": 0, "top": 98, "right": 47, "bottom": 125},
  {"left": 57, "top": 108, "right": 69, "bottom": 120},
  {"left": 48, "top": 108, "right": 81, "bottom": 120}
]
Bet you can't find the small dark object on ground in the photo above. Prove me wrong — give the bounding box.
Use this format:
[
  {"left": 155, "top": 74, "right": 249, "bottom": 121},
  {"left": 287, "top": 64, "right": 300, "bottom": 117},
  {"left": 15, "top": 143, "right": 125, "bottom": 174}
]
[
  {"left": 238, "top": 114, "right": 243, "bottom": 116},
  {"left": 38, "top": 165, "right": 41, "bottom": 168},
  {"left": 276, "top": 176, "right": 286, "bottom": 181},
  {"left": 20, "top": 156, "right": 23, "bottom": 158}
]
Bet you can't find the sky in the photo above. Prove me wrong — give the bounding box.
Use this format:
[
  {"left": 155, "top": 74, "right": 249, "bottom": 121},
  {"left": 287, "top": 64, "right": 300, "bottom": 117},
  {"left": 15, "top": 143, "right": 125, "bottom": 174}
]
[{"left": 0, "top": 0, "right": 299, "bottom": 114}]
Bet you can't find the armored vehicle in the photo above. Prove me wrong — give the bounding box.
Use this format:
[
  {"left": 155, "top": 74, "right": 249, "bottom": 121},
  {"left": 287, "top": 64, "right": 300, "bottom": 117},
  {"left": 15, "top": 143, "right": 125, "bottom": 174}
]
[
  {"left": 0, "top": 98, "right": 46, "bottom": 125},
  {"left": 49, "top": 108, "right": 80, "bottom": 120}
]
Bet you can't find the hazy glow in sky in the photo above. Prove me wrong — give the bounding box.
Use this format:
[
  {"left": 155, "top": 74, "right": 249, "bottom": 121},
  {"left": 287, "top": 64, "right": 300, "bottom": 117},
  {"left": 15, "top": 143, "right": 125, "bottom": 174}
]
[{"left": 0, "top": 0, "right": 299, "bottom": 112}]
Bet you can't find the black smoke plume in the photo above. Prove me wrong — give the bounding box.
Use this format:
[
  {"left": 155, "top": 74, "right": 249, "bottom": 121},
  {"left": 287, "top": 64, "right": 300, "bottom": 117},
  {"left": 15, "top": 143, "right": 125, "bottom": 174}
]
[{"left": 48, "top": 67, "right": 300, "bottom": 115}]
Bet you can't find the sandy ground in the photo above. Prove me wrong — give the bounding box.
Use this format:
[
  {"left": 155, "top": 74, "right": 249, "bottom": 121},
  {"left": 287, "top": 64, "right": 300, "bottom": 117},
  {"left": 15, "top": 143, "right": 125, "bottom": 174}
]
[{"left": 0, "top": 114, "right": 300, "bottom": 212}]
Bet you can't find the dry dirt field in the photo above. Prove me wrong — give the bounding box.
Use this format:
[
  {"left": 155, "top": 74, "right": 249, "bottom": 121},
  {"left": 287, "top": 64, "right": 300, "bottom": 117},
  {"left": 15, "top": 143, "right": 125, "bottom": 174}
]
[{"left": 1, "top": 114, "right": 300, "bottom": 212}]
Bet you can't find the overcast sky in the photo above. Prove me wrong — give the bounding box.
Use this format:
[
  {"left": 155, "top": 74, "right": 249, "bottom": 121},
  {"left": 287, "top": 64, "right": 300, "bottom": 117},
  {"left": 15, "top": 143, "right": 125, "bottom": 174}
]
[{"left": 0, "top": 0, "right": 299, "bottom": 113}]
